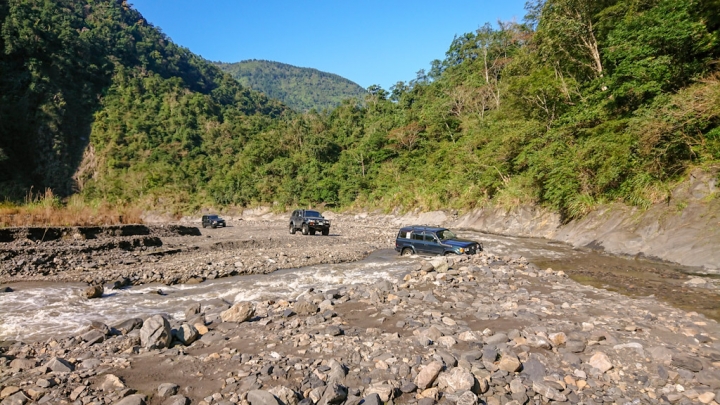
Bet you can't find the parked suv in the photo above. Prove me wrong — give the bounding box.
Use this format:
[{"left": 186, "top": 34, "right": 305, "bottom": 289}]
[
  {"left": 201, "top": 214, "right": 226, "bottom": 228},
  {"left": 395, "top": 225, "right": 482, "bottom": 256},
  {"left": 289, "top": 209, "right": 330, "bottom": 235}
]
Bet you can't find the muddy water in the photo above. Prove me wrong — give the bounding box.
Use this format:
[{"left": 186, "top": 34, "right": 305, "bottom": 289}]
[
  {"left": 0, "top": 250, "right": 417, "bottom": 342},
  {"left": 1, "top": 233, "right": 718, "bottom": 342}
]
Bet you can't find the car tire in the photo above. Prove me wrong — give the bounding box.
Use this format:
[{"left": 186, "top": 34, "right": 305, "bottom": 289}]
[
  {"left": 302, "top": 224, "right": 309, "bottom": 235},
  {"left": 289, "top": 223, "right": 296, "bottom": 234},
  {"left": 322, "top": 229, "right": 329, "bottom": 236},
  {"left": 211, "top": 223, "right": 217, "bottom": 229},
  {"left": 401, "top": 247, "right": 413, "bottom": 256},
  {"left": 444, "top": 251, "right": 455, "bottom": 256}
]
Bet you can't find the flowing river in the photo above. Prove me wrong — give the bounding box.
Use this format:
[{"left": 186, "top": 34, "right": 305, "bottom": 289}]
[{"left": 1, "top": 232, "right": 717, "bottom": 342}]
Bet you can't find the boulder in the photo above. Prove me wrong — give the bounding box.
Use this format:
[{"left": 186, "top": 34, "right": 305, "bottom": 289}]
[
  {"left": 114, "top": 394, "right": 146, "bottom": 405},
  {"left": 498, "top": 352, "right": 522, "bottom": 373},
  {"left": 46, "top": 357, "right": 74, "bottom": 373},
  {"left": 140, "top": 315, "right": 172, "bottom": 350},
  {"left": 158, "top": 383, "right": 179, "bottom": 397},
  {"left": 112, "top": 318, "right": 143, "bottom": 335},
  {"left": 317, "top": 382, "right": 348, "bottom": 405},
  {"left": 220, "top": 301, "right": 255, "bottom": 323},
  {"left": 294, "top": 300, "right": 318, "bottom": 315},
  {"left": 247, "top": 390, "right": 281, "bottom": 405},
  {"left": 440, "top": 367, "right": 476, "bottom": 393},
  {"left": 174, "top": 323, "right": 199, "bottom": 345},
  {"left": 415, "top": 361, "right": 444, "bottom": 390},
  {"left": 85, "top": 285, "right": 103, "bottom": 299}
]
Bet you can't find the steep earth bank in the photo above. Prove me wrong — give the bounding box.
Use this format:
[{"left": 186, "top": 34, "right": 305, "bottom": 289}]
[{"left": 399, "top": 171, "right": 719, "bottom": 272}]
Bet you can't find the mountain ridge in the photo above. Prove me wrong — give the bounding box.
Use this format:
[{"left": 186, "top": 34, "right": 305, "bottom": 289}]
[{"left": 215, "top": 59, "right": 366, "bottom": 112}]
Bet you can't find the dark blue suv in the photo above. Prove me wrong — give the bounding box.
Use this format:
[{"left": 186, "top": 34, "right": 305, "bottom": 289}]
[{"left": 395, "top": 225, "right": 482, "bottom": 256}]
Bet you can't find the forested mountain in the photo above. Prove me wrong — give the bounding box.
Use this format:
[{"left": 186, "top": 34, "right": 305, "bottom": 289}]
[
  {"left": 0, "top": 0, "right": 285, "bottom": 203},
  {"left": 216, "top": 60, "right": 366, "bottom": 112},
  {"left": 1, "top": 0, "right": 719, "bottom": 219}
]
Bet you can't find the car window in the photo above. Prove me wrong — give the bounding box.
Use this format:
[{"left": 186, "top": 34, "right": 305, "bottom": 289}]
[
  {"left": 411, "top": 231, "right": 424, "bottom": 241},
  {"left": 437, "top": 229, "right": 457, "bottom": 240},
  {"left": 305, "top": 210, "right": 321, "bottom": 217},
  {"left": 424, "top": 233, "right": 437, "bottom": 242}
]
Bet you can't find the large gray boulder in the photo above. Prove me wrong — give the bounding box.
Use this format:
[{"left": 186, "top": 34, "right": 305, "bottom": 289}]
[
  {"left": 174, "top": 323, "right": 199, "bottom": 345},
  {"left": 220, "top": 301, "right": 255, "bottom": 323},
  {"left": 46, "top": 357, "right": 74, "bottom": 373},
  {"left": 140, "top": 315, "right": 172, "bottom": 350},
  {"left": 247, "top": 390, "right": 280, "bottom": 405}
]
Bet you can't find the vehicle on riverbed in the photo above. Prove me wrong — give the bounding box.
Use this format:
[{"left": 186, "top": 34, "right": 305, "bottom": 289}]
[
  {"left": 289, "top": 209, "right": 331, "bottom": 235},
  {"left": 201, "top": 214, "right": 226, "bottom": 228},
  {"left": 395, "top": 225, "right": 482, "bottom": 256}
]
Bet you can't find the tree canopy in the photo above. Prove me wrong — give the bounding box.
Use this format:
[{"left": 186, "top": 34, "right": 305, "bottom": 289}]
[{"left": 1, "top": 0, "right": 718, "bottom": 219}]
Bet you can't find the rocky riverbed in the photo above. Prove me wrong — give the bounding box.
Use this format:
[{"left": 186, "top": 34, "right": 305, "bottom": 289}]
[{"left": 1, "top": 214, "right": 720, "bottom": 405}]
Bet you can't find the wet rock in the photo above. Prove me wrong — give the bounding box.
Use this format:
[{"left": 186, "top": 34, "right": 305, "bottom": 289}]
[
  {"left": 85, "top": 285, "right": 103, "bottom": 299},
  {"left": 140, "top": 315, "right": 172, "bottom": 350},
  {"left": 112, "top": 318, "right": 143, "bottom": 335},
  {"left": 220, "top": 301, "right": 255, "bottom": 323}
]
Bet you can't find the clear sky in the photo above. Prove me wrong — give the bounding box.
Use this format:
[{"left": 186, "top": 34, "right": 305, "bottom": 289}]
[{"left": 128, "top": 1, "right": 529, "bottom": 90}]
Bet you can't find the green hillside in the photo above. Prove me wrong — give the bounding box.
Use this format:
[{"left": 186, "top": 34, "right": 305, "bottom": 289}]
[
  {"left": 0, "top": 0, "right": 285, "bottom": 204},
  {"left": 1, "top": 0, "right": 719, "bottom": 219},
  {"left": 216, "top": 60, "right": 366, "bottom": 112}
]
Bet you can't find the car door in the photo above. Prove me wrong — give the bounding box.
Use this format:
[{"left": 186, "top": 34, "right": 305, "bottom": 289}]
[
  {"left": 411, "top": 231, "right": 428, "bottom": 254},
  {"left": 425, "top": 231, "right": 445, "bottom": 255}
]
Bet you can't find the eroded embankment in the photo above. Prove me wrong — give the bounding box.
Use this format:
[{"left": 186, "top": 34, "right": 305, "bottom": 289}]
[{"left": 398, "top": 170, "right": 720, "bottom": 272}]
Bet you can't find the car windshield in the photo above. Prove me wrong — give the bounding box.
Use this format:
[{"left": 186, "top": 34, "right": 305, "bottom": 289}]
[
  {"left": 207, "top": 215, "right": 219, "bottom": 219},
  {"left": 305, "top": 210, "right": 322, "bottom": 218},
  {"left": 436, "top": 229, "right": 457, "bottom": 240}
]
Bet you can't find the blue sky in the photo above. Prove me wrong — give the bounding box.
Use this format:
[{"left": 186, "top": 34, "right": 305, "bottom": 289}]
[{"left": 129, "top": 1, "right": 529, "bottom": 90}]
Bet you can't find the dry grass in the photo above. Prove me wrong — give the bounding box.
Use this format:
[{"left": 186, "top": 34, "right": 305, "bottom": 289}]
[{"left": 0, "top": 189, "right": 143, "bottom": 228}]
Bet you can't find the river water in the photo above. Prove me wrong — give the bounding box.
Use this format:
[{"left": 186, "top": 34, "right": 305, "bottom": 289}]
[{"left": 1, "top": 232, "right": 717, "bottom": 342}]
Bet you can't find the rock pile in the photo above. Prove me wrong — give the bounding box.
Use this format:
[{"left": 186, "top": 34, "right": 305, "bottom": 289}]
[{"left": 2, "top": 251, "right": 719, "bottom": 405}]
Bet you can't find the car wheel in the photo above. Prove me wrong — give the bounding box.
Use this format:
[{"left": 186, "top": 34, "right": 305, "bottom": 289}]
[
  {"left": 401, "top": 247, "right": 413, "bottom": 256},
  {"left": 444, "top": 251, "right": 455, "bottom": 256},
  {"left": 322, "top": 229, "right": 329, "bottom": 236},
  {"left": 302, "top": 224, "right": 309, "bottom": 235},
  {"left": 289, "top": 223, "right": 296, "bottom": 234},
  {"left": 211, "top": 223, "right": 217, "bottom": 229}
]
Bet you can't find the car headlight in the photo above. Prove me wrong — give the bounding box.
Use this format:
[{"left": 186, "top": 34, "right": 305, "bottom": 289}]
[{"left": 457, "top": 247, "right": 465, "bottom": 253}]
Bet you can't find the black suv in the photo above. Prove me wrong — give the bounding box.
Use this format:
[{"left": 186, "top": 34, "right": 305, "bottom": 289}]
[
  {"left": 201, "top": 214, "right": 226, "bottom": 228},
  {"left": 395, "top": 225, "right": 482, "bottom": 256},
  {"left": 289, "top": 209, "right": 330, "bottom": 235}
]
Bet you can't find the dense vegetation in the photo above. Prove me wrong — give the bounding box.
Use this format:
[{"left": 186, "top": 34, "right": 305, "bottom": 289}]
[
  {"left": 0, "top": 0, "right": 285, "bottom": 203},
  {"left": 216, "top": 60, "right": 366, "bottom": 112},
  {"left": 1, "top": 0, "right": 719, "bottom": 220}
]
